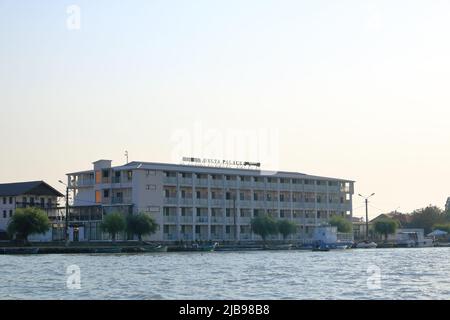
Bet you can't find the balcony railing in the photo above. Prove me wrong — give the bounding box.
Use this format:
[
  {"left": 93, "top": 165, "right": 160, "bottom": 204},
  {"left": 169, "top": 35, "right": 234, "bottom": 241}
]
[
  {"left": 179, "top": 198, "right": 193, "bottom": 206},
  {"left": 112, "top": 177, "right": 121, "bottom": 184},
  {"left": 195, "top": 216, "right": 209, "bottom": 223},
  {"left": 71, "top": 179, "right": 94, "bottom": 187},
  {"left": 164, "top": 197, "right": 178, "bottom": 205},
  {"left": 239, "top": 200, "right": 252, "bottom": 207},
  {"left": 163, "top": 177, "right": 177, "bottom": 185},
  {"left": 180, "top": 178, "right": 193, "bottom": 185},
  {"left": 15, "top": 202, "right": 59, "bottom": 209},
  {"left": 210, "top": 180, "right": 223, "bottom": 188},
  {"left": 266, "top": 183, "right": 278, "bottom": 190},
  {"left": 211, "top": 216, "right": 224, "bottom": 223},
  {"left": 253, "top": 182, "right": 265, "bottom": 189},
  {"left": 163, "top": 216, "right": 177, "bottom": 223},
  {"left": 224, "top": 217, "right": 236, "bottom": 224},
  {"left": 239, "top": 217, "right": 252, "bottom": 224},
  {"left": 196, "top": 199, "right": 209, "bottom": 206},
  {"left": 179, "top": 216, "right": 193, "bottom": 223},
  {"left": 195, "top": 179, "right": 208, "bottom": 187},
  {"left": 111, "top": 197, "right": 132, "bottom": 204},
  {"left": 211, "top": 199, "right": 223, "bottom": 206},
  {"left": 253, "top": 200, "right": 266, "bottom": 208},
  {"left": 280, "top": 202, "right": 291, "bottom": 208},
  {"left": 240, "top": 181, "right": 253, "bottom": 188}
]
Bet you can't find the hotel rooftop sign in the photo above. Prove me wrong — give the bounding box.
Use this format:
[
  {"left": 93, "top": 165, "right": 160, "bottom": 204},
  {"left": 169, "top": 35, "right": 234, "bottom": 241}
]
[{"left": 182, "top": 157, "right": 261, "bottom": 169}]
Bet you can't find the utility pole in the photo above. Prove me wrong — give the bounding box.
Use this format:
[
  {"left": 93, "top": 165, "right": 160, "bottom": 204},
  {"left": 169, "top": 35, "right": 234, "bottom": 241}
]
[
  {"left": 359, "top": 193, "right": 375, "bottom": 240},
  {"left": 65, "top": 186, "right": 69, "bottom": 244},
  {"left": 59, "top": 180, "right": 70, "bottom": 245},
  {"left": 233, "top": 193, "right": 237, "bottom": 244}
]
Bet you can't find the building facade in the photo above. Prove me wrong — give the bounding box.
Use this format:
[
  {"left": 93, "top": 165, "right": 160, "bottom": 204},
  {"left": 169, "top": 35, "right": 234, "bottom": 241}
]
[
  {"left": 0, "top": 181, "right": 64, "bottom": 239},
  {"left": 67, "top": 160, "right": 354, "bottom": 243}
]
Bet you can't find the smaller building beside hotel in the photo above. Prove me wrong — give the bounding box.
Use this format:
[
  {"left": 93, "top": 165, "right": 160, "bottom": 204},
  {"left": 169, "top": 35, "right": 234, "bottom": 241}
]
[{"left": 0, "top": 181, "right": 64, "bottom": 240}]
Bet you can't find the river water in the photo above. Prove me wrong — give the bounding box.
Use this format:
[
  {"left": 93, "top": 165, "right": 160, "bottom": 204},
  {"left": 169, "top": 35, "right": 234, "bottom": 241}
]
[{"left": 1, "top": 247, "right": 449, "bottom": 300}]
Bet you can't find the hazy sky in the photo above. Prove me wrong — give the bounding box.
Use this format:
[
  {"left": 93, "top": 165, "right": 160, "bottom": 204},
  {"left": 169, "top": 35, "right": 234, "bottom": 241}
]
[{"left": 1, "top": 0, "right": 449, "bottom": 219}]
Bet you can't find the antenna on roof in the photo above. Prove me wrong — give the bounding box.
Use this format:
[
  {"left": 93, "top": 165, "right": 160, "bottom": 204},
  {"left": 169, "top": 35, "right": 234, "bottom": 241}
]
[{"left": 125, "top": 150, "right": 129, "bottom": 164}]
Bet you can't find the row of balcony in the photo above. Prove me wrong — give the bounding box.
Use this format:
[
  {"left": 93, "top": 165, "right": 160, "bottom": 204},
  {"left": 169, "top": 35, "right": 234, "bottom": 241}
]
[
  {"left": 164, "top": 177, "right": 349, "bottom": 192},
  {"left": 162, "top": 232, "right": 320, "bottom": 241},
  {"left": 163, "top": 197, "right": 351, "bottom": 209},
  {"left": 163, "top": 216, "right": 322, "bottom": 225},
  {"left": 163, "top": 233, "right": 240, "bottom": 241}
]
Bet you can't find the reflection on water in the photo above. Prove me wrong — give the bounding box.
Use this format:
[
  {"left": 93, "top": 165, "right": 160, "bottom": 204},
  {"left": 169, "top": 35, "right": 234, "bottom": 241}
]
[{"left": 1, "top": 248, "right": 449, "bottom": 300}]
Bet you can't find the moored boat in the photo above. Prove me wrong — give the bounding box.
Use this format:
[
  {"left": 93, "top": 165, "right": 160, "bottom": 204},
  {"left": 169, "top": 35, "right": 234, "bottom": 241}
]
[
  {"left": 138, "top": 245, "right": 168, "bottom": 253},
  {"left": 0, "top": 247, "right": 40, "bottom": 255},
  {"left": 312, "top": 246, "right": 330, "bottom": 252},
  {"left": 356, "top": 241, "right": 377, "bottom": 249},
  {"left": 92, "top": 247, "right": 122, "bottom": 254},
  {"left": 263, "top": 244, "right": 293, "bottom": 250}
]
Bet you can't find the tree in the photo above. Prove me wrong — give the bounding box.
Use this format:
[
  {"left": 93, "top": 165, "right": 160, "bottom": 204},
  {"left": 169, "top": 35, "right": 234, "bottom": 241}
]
[
  {"left": 277, "top": 219, "right": 297, "bottom": 241},
  {"left": 374, "top": 219, "right": 398, "bottom": 241},
  {"left": 100, "top": 212, "right": 126, "bottom": 242},
  {"left": 408, "top": 206, "right": 445, "bottom": 234},
  {"left": 329, "top": 215, "right": 352, "bottom": 233},
  {"left": 127, "top": 213, "right": 158, "bottom": 242},
  {"left": 251, "top": 215, "right": 278, "bottom": 243},
  {"left": 7, "top": 207, "right": 50, "bottom": 244}
]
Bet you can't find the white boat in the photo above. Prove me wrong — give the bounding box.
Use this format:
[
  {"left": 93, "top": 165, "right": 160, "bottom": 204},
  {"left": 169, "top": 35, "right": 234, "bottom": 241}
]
[{"left": 356, "top": 241, "right": 377, "bottom": 249}]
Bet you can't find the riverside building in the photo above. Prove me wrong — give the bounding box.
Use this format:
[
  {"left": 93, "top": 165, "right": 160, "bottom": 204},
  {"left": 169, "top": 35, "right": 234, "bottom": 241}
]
[
  {"left": 0, "top": 181, "right": 64, "bottom": 240},
  {"left": 67, "top": 160, "right": 354, "bottom": 242}
]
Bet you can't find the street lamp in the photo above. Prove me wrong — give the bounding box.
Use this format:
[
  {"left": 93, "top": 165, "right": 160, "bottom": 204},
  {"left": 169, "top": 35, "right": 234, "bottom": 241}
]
[
  {"left": 358, "top": 193, "right": 375, "bottom": 240},
  {"left": 58, "top": 180, "right": 70, "bottom": 245}
]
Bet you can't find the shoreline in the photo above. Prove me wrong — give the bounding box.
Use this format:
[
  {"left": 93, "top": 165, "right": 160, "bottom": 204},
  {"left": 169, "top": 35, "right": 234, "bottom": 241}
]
[{"left": 1, "top": 242, "right": 449, "bottom": 255}]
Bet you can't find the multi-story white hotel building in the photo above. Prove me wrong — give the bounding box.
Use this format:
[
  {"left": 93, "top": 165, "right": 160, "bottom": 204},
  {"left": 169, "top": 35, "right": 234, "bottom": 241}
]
[{"left": 67, "top": 160, "right": 354, "bottom": 243}]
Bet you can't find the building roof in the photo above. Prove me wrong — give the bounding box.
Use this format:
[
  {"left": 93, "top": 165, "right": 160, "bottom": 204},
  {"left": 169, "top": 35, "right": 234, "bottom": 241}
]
[
  {"left": 0, "top": 181, "right": 64, "bottom": 197},
  {"left": 67, "top": 160, "right": 355, "bottom": 182}
]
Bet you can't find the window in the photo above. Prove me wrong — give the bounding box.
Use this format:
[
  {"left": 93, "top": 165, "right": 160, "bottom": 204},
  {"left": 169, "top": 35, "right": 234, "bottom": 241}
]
[
  {"left": 2, "top": 197, "right": 5, "bottom": 204},
  {"left": 30, "top": 198, "right": 35, "bottom": 206},
  {"left": 102, "top": 170, "right": 109, "bottom": 178},
  {"left": 226, "top": 226, "right": 231, "bottom": 234},
  {"left": 9, "top": 197, "right": 13, "bottom": 204},
  {"left": 40, "top": 198, "right": 45, "bottom": 207},
  {"left": 146, "top": 184, "right": 156, "bottom": 191},
  {"left": 148, "top": 206, "right": 160, "bottom": 212},
  {"left": 195, "top": 226, "right": 201, "bottom": 234},
  {"left": 103, "top": 190, "right": 109, "bottom": 198},
  {"left": 163, "top": 225, "right": 169, "bottom": 233},
  {"left": 9, "top": 210, "right": 12, "bottom": 217},
  {"left": 3, "top": 211, "right": 6, "bottom": 218},
  {"left": 127, "top": 171, "right": 133, "bottom": 181}
]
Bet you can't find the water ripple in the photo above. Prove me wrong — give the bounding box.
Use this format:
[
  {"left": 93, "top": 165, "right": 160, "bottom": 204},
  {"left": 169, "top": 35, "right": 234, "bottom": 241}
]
[{"left": 1, "top": 248, "right": 450, "bottom": 299}]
